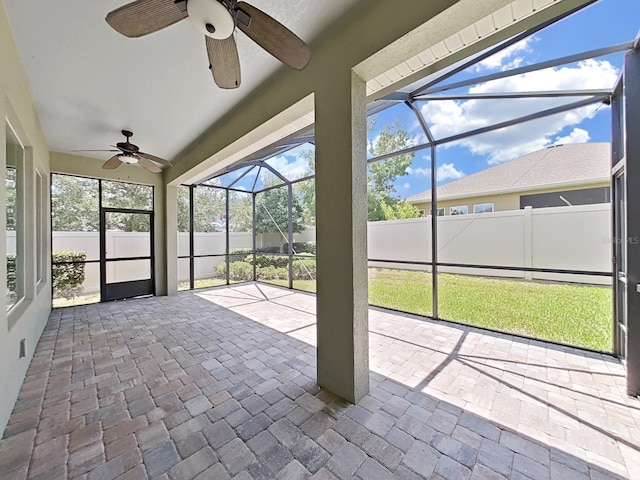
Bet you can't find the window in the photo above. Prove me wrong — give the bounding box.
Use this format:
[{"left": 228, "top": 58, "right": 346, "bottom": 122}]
[
  {"left": 6, "top": 124, "right": 24, "bottom": 311},
  {"left": 429, "top": 207, "right": 445, "bottom": 217},
  {"left": 450, "top": 205, "right": 468, "bottom": 215},
  {"left": 473, "top": 203, "right": 494, "bottom": 213}
]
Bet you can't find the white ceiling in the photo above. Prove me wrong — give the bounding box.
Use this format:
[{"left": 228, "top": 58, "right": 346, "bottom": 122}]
[{"left": 3, "top": 0, "right": 361, "bottom": 162}]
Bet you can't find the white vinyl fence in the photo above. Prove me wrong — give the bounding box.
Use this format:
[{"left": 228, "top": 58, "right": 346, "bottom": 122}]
[
  {"left": 368, "top": 204, "right": 612, "bottom": 285},
  {"left": 35, "top": 203, "right": 612, "bottom": 294}
]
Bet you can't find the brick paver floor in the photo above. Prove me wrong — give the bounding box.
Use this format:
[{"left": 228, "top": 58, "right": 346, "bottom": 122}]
[{"left": 1, "top": 283, "right": 639, "bottom": 479}]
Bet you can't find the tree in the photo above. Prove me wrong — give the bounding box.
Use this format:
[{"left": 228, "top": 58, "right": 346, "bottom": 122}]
[
  {"left": 102, "top": 181, "right": 153, "bottom": 232},
  {"left": 367, "top": 117, "right": 422, "bottom": 221},
  {"left": 52, "top": 175, "right": 158, "bottom": 232},
  {"left": 294, "top": 149, "right": 316, "bottom": 227},
  {"left": 51, "top": 175, "right": 99, "bottom": 231},
  {"left": 256, "top": 186, "right": 305, "bottom": 234},
  {"left": 192, "top": 186, "right": 226, "bottom": 232},
  {"left": 177, "top": 186, "right": 190, "bottom": 232},
  {"left": 229, "top": 192, "right": 253, "bottom": 232}
]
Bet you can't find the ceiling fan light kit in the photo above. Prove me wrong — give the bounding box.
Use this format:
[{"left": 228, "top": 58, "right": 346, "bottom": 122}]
[
  {"left": 118, "top": 154, "right": 138, "bottom": 164},
  {"left": 187, "top": 0, "right": 235, "bottom": 39}
]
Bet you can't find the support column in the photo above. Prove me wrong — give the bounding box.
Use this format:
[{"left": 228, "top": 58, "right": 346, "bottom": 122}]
[
  {"left": 315, "top": 70, "right": 369, "bottom": 403},
  {"left": 624, "top": 49, "right": 640, "bottom": 396},
  {"left": 165, "top": 184, "right": 178, "bottom": 296}
]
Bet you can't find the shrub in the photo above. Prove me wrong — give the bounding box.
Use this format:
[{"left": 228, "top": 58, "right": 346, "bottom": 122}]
[
  {"left": 6, "top": 255, "right": 16, "bottom": 293},
  {"left": 215, "top": 262, "right": 227, "bottom": 278},
  {"left": 229, "top": 246, "right": 282, "bottom": 263},
  {"left": 292, "top": 258, "right": 316, "bottom": 280},
  {"left": 52, "top": 251, "right": 87, "bottom": 299},
  {"left": 229, "top": 248, "right": 252, "bottom": 263},
  {"left": 257, "top": 266, "right": 288, "bottom": 280},
  {"left": 283, "top": 242, "right": 316, "bottom": 255},
  {"left": 246, "top": 255, "right": 289, "bottom": 269},
  {"left": 258, "top": 246, "right": 280, "bottom": 254},
  {"left": 216, "top": 261, "right": 254, "bottom": 281}
]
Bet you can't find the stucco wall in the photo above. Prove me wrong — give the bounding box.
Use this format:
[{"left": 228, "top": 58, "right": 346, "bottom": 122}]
[
  {"left": 0, "top": 2, "right": 53, "bottom": 435},
  {"left": 412, "top": 181, "right": 610, "bottom": 214}
]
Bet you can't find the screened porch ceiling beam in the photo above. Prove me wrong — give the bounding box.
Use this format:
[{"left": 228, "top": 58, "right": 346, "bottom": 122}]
[
  {"left": 418, "top": 41, "right": 633, "bottom": 96},
  {"left": 414, "top": 89, "right": 613, "bottom": 101},
  {"left": 227, "top": 165, "right": 258, "bottom": 189}
]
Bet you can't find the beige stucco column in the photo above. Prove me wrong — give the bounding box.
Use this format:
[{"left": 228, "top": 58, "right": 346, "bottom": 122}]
[
  {"left": 165, "top": 184, "right": 178, "bottom": 296},
  {"left": 315, "top": 70, "right": 369, "bottom": 403}
]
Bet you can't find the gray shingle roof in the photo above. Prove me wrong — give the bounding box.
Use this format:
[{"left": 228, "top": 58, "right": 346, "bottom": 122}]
[{"left": 406, "top": 142, "right": 610, "bottom": 203}]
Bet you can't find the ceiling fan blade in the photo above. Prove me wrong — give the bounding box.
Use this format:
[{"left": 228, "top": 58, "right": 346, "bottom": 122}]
[
  {"left": 72, "top": 149, "right": 120, "bottom": 153},
  {"left": 106, "top": 0, "right": 188, "bottom": 38},
  {"left": 206, "top": 35, "right": 241, "bottom": 89},
  {"left": 235, "top": 2, "right": 311, "bottom": 70},
  {"left": 103, "top": 155, "right": 123, "bottom": 170},
  {"left": 138, "top": 151, "right": 172, "bottom": 167},
  {"left": 137, "top": 156, "right": 163, "bottom": 173}
]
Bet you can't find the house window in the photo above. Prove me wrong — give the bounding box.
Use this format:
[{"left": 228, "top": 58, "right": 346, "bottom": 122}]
[
  {"left": 450, "top": 205, "right": 468, "bottom": 215},
  {"left": 429, "top": 207, "right": 445, "bottom": 216},
  {"left": 473, "top": 203, "right": 494, "bottom": 213},
  {"left": 6, "top": 124, "right": 24, "bottom": 311}
]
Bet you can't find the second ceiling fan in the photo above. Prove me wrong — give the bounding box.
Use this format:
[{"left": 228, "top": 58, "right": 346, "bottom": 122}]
[{"left": 105, "top": 0, "right": 312, "bottom": 89}]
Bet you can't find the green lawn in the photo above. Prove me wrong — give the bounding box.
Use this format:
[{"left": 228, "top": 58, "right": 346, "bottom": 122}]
[
  {"left": 178, "top": 277, "right": 227, "bottom": 291},
  {"left": 272, "top": 269, "right": 613, "bottom": 352}
]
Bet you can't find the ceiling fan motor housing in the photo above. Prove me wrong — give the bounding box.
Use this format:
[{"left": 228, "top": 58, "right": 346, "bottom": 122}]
[{"left": 187, "top": 0, "right": 235, "bottom": 39}]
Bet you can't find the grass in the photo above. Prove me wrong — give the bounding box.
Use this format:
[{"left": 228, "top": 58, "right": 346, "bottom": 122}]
[
  {"left": 271, "top": 269, "right": 613, "bottom": 352},
  {"left": 53, "top": 292, "right": 100, "bottom": 308},
  {"left": 178, "top": 277, "right": 227, "bottom": 291}
]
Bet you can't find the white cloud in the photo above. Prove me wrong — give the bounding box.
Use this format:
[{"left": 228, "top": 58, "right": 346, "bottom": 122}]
[
  {"left": 437, "top": 163, "right": 465, "bottom": 181},
  {"left": 421, "top": 59, "right": 618, "bottom": 164},
  {"left": 474, "top": 38, "right": 532, "bottom": 72},
  {"left": 266, "top": 154, "right": 310, "bottom": 180},
  {"left": 402, "top": 182, "right": 411, "bottom": 189},
  {"left": 406, "top": 166, "right": 431, "bottom": 177},
  {"left": 554, "top": 127, "right": 590, "bottom": 145}
]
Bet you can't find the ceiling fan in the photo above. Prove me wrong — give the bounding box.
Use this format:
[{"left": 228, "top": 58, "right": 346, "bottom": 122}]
[
  {"left": 73, "top": 130, "right": 171, "bottom": 173},
  {"left": 105, "top": 0, "right": 312, "bottom": 89}
]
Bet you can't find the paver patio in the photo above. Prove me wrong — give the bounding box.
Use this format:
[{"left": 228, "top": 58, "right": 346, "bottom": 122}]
[{"left": 1, "top": 283, "right": 639, "bottom": 479}]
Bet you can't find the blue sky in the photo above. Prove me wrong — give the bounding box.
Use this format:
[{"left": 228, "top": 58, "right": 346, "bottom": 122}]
[{"left": 221, "top": 0, "right": 640, "bottom": 198}]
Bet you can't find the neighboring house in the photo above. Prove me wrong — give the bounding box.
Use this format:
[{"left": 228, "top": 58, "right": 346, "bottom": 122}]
[{"left": 407, "top": 143, "right": 611, "bottom": 215}]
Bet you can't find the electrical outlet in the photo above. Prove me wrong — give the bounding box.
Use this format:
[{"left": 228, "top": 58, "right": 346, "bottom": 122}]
[{"left": 19, "top": 339, "right": 26, "bottom": 359}]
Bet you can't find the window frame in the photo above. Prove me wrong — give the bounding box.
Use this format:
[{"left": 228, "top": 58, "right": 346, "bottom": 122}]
[
  {"left": 473, "top": 202, "right": 494, "bottom": 214},
  {"left": 6, "top": 122, "right": 25, "bottom": 313},
  {"left": 449, "top": 205, "right": 468, "bottom": 215}
]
